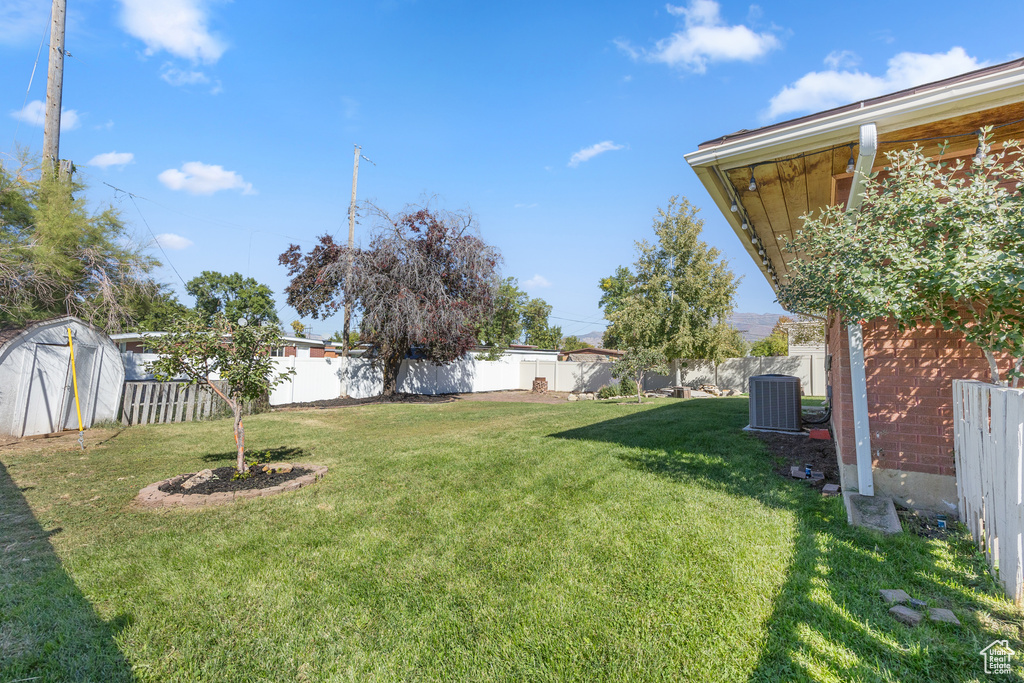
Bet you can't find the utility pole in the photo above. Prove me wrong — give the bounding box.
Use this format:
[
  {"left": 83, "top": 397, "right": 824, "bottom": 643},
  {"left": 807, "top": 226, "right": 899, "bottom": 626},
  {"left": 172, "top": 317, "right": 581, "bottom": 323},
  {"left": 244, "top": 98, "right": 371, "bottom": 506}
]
[
  {"left": 43, "top": 0, "right": 67, "bottom": 180},
  {"left": 342, "top": 145, "right": 360, "bottom": 357}
]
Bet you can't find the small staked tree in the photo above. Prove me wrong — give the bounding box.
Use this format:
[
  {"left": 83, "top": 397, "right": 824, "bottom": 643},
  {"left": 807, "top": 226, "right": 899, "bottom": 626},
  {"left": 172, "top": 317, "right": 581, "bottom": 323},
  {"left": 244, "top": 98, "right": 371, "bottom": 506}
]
[
  {"left": 280, "top": 206, "right": 500, "bottom": 397},
  {"left": 148, "top": 315, "right": 294, "bottom": 473},
  {"left": 778, "top": 129, "right": 1024, "bottom": 385},
  {"left": 612, "top": 347, "right": 669, "bottom": 404}
]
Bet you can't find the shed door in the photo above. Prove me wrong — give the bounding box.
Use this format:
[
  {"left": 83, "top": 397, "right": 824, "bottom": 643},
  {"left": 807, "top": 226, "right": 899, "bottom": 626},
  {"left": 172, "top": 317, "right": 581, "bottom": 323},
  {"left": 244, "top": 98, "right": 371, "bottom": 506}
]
[
  {"left": 62, "top": 344, "right": 97, "bottom": 430},
  {"left": 21, "top": 343, "right": 72, "bottom": 437}
]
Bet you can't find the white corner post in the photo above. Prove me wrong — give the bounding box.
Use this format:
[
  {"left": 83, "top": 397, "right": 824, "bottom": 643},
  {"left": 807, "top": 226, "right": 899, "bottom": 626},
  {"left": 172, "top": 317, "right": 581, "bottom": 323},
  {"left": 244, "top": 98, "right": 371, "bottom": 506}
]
[
  {"left": 844, "top": 122, "right": 878, "bottom": 496},
  {"left": 847, "top": 323, "right": 874, "bottom": 496}
]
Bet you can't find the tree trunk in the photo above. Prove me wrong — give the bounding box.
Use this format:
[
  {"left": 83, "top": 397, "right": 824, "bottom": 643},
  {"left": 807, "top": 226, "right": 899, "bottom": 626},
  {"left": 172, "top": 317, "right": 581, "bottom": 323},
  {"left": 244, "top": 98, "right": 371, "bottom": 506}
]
[
  {"left": 233, "top": 402, "right": 246, "bottom": 473},
  {"left": 984, "top": 350, "right": 1002, "bottom": 385},
  {"left": 636, "top": 371, "right": 643, "bottom": 404},
  {"left": 380, "top": 350, "right": 403, "bottom": 399}
]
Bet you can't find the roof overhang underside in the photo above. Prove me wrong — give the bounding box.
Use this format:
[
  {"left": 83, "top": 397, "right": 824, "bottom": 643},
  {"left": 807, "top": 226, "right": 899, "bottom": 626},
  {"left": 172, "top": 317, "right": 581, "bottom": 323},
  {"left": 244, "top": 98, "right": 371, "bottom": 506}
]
[{"left": 685, "top": 60, "right": 1024, "bottom": 301}]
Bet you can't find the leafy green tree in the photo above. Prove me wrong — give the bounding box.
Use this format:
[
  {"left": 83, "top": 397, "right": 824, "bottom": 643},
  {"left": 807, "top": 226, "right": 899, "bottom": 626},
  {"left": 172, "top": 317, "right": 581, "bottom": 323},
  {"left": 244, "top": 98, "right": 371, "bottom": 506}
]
[
  {"left": 603, "top": 196, "right": 742, "bottom": 364},
  {"left": 124, "top": 285, "right": 192, "bottom": 332},
  {"left": 148, "top": 315, "right": 294, "bottom": 473},
  {"left": 521, "top": 297, "right": 562, "bottom": 349},
  {"left": 330, "top": 330, "right": 360, "bottom": 348},
  {"left": 0, "top": 160, "right": 158, "bottom": 330},
  {"left": 476, "top": 277, "right": 528, "bottom": 359},
  {"left": 778, "top": 130, "right": 1024, "bottom": 384},
  {"left": 290, "top": 320, "right": 307, "bottom": 338},
  {"left": 561, "top": 335, "right": 589, "bottom": 352},
  {"left": 611, "top": 347, "right": 669, "bottom": 404},
  {"left": 185, "top": 271, "right": 280, "bottom": 326},
  {"left": 750, "top": 333, "right": 788, "bottom": 357}
]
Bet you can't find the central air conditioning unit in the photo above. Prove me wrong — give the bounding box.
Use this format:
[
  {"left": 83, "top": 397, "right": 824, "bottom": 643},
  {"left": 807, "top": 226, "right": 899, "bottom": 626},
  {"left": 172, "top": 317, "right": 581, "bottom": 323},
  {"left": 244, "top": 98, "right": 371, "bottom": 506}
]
[{"left": 749, "top": 374, "right": 802, "bottom": 431}]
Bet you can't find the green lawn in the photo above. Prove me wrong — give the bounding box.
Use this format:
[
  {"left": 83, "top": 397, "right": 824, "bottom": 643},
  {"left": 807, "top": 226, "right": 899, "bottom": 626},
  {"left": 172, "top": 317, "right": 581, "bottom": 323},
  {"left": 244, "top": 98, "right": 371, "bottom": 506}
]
[{"left": 1, "top": 398, "right": 1020, "bottom": 682}]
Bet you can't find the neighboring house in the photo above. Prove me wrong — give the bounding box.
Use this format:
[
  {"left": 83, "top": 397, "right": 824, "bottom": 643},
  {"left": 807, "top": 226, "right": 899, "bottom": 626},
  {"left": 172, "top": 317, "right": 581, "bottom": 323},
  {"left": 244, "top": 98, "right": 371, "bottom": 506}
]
[
  {"left": 558, "top": 348, "right": 624, "bottom": 362},
  {"left": 686, "top": 58, "right": 1024, "bottom": 512},
  {"left": 111, "top": 331, "right": 336, "bottom": 380}
]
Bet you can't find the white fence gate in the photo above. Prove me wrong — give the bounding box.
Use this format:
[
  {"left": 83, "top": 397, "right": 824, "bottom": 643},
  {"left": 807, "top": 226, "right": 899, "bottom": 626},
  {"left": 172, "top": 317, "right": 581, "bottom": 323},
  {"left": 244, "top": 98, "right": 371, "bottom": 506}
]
[{"left": 952, "top": 380, "right": 1024, "bottom": 605}]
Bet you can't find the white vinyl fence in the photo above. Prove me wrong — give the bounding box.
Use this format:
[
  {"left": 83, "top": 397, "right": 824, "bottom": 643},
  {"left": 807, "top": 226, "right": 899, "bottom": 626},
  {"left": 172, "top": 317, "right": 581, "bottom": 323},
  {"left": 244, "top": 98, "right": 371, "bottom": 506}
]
[
  {"left": 518, "top": 355, "right": 826, "bottom": 396},
  {"left": 953, "top": 380, "right": 1024, "bottom": 605}
]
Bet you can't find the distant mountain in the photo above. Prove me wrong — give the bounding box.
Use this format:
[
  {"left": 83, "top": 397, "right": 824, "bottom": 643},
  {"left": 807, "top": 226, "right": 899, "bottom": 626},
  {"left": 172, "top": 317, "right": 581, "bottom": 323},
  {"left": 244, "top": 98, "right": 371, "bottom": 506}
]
[
  {"left": 577, "top": 331, "right": 605, "bottom": 347},
  {"left": 728, "top": 312, "right": 783, "bottom": 342}
]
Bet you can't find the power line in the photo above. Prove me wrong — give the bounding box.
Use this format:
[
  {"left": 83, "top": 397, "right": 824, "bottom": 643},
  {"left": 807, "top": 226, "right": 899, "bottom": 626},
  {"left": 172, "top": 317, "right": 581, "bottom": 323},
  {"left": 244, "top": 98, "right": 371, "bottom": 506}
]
[
  {"left": 11, "top": 10, "right": 51, "bottom": 151},
  {"left": 127, "top": 193, "right": 187, "bottom": 288}
]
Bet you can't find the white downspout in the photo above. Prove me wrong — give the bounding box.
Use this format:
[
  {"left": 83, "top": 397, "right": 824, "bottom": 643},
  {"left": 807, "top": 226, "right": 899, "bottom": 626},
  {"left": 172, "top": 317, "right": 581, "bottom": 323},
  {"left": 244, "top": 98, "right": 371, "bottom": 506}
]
[{"left": 845, "top": 123, "right": 877, "bottom": 496}]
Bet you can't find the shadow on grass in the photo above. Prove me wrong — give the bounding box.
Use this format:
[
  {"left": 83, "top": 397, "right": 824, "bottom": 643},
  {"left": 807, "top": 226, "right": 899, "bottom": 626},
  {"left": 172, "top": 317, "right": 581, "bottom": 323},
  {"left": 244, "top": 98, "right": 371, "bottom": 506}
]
[
  {"left": 201, "top": 445, "right": 308, "bottom": 465},
  {"left": 0, "top": 462, "right": 134, "bottom": 681},
  {"left": 552, "top": 398, "right": 1022, "bottom": 682}
]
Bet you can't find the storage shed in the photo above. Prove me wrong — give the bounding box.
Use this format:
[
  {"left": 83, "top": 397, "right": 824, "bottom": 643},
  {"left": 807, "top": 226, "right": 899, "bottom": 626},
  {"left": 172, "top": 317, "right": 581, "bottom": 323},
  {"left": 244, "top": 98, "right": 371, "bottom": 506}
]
[{"left": 0, "top": 316, "right": 125, "bottom": 437}]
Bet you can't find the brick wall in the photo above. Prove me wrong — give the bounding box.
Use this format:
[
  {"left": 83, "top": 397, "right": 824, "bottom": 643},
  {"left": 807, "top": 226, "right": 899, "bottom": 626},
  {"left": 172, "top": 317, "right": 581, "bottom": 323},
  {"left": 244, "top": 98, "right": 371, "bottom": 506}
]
[
  {"left": 828, "top": 314, "right": 1001, "bottom": 478},
  {"left": 310, "top": 347, "right": 325, "bottom": 358}
]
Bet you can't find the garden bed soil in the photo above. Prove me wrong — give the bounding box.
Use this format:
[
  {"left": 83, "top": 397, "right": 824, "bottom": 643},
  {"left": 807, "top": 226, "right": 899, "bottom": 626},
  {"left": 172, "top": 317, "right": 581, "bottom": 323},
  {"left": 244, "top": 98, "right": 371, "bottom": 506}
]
[
  {"left": 159, "top": 466, "right": 311, "bottom": 496},
  {"left": 750, "top": 430, "right": 840, "bottom": 489}
]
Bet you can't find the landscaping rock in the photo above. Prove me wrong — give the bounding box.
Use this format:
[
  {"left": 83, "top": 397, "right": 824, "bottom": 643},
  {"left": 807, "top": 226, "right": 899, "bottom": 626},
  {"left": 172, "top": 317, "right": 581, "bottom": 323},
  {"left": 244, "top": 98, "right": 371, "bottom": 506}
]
[
  {"left": 822, "top": 483, "right": 840, "bottom": 496},
  {"left": 928, "top": 608, "right": 961, "bottom": 626},
  {"left": 889, "top": 605, "right": 923, "bottom": 626},
  {"left": 181, "top": 469, "right": 217, "bottom": 490},
  {"left": 262, "top": 463, "right": 293, "bottom": 474},
  {"left": 908, "top": 598, "right": 927, "bottom": 609},
  {"left": 880, "top": 589, "right": 911, "bottom": 604},
  {"left": 567, "top": 394, "right": 578, "bottom": 402}
]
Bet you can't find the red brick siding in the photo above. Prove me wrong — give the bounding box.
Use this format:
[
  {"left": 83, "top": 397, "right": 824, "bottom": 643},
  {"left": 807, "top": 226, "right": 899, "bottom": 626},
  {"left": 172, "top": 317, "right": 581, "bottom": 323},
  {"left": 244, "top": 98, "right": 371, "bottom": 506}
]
[
  {"left": 284, "top": 346, "right": 297, "bottom": 358},
  {"left": 310, "top": 347, "right": 325, "bottom": 358},
  {"left": 828, "top": 315, "right": 1004, "bottom": 477}
]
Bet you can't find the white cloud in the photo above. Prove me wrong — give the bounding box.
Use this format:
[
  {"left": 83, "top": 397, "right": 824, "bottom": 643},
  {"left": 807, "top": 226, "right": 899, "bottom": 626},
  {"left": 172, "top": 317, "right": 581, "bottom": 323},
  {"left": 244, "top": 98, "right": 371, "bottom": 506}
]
[
  {"left": 118, "top": 0, "right": 226, "bottom": 63},
  {"left": 158, "top": 161, "right": 255, "bottom": 195},
  {"left": 154, "top": 233, "right": 193, "bottom": 250},
  {"left": 160, "top": 64, "right": 210, "bottom": 86},
  {"left": 11, "top": 100, "right": 80, "bottom": 131},
  {"left": 87, "top": 151, "right": 134, "bottom": 168},
  {"left": 766, "top": 47, "right": 984, "bottom": 120},
  {"left": 0, "top": 1, "right": 50, "bottom": 46},
  {"left": 568, "top": 141, "right": 624, "bottom": 168},
  {"left": 524, "top": 274, "right": 551, "bottom": 289},
  {"left": 824, "top": 50, "right": 859, "bottom": 70},
  {"left": 619, "top": 0, "right": 779, "bottom": 73}
]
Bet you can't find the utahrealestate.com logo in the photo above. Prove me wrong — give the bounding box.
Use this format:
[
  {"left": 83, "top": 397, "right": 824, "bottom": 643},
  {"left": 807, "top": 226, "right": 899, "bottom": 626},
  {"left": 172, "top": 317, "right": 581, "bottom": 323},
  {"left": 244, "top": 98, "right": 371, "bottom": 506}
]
[{"left": 981, "top": 640, "right": 1016, "bottom": 675}]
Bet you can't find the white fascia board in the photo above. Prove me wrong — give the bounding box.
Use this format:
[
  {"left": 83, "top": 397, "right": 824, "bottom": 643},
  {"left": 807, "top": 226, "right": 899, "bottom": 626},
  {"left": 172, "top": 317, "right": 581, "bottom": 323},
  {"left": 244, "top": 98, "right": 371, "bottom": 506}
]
[{"left": 685, "top": 69, "right": 1024, "bottom": 171}]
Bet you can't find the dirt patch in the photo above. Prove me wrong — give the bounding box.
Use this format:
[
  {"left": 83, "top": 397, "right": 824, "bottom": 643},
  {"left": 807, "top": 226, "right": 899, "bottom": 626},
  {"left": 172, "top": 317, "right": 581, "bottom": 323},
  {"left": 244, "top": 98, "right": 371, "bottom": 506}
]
[
  {"left": 750, "top": 430, "right": 840, "bottom": 490},
  {"left": 453, "top": 390, "right": 570, "bottom": 405},
  {"left": 157, "top": 465, "right": 310, "bottom": 495}
]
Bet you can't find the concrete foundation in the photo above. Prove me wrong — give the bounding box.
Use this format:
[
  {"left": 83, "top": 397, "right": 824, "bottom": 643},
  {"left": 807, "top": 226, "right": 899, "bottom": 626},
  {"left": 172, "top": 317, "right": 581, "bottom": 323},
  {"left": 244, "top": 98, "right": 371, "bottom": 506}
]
[{"left": 840, "top": 463, "right": 958, "bottom": 515}]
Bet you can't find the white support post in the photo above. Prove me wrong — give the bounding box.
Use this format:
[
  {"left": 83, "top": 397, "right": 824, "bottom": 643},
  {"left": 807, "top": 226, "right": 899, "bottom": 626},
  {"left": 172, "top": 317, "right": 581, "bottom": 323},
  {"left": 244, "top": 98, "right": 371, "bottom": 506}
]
[{"left": 847, "top": 323, "right": 874, "bottom": 496}]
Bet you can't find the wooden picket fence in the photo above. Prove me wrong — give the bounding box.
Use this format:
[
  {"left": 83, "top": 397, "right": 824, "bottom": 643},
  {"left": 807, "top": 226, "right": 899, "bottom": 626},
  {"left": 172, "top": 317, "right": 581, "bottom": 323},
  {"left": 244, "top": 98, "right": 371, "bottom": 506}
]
[
  {"left": 119, "top": 380, "right": 256, "bottom": 426},
  {"left": 953, "top": 380, "right": 1024, "bottom": 605}
]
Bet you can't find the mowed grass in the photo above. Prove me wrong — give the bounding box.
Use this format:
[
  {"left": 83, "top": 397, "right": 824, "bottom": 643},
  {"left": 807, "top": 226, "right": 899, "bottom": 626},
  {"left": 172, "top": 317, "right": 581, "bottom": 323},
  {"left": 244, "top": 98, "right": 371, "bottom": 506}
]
[{"left": 1, "top": 398, "right": 1021, "bottom": 682}]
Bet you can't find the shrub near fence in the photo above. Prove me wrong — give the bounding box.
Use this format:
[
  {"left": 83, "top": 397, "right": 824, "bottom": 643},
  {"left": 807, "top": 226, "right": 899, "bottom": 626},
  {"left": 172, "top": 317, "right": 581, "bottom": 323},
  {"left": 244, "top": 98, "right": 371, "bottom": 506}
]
[
  {"left": 120, "top": 381, "right": 257, "bottom": 426},
  {"left": 952, "top": 380, "right": 1024, "bottom": 605}
]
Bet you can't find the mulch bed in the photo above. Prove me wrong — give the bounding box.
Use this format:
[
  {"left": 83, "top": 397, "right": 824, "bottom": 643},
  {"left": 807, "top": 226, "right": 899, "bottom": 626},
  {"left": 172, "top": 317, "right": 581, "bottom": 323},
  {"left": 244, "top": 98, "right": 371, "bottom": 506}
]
[
  {"left": 272, "top": 393, "right": 454, "bottom": 410},
  {"left": 158, "top": 466, "right": 311, "bottom": 496},
  {"left": 750, "top": 430, "right": 840, "bottom": 490}
]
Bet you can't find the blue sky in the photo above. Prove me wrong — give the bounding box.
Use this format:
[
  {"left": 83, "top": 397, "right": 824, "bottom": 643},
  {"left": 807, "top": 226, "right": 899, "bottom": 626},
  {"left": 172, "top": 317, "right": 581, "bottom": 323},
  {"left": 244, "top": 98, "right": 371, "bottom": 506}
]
[{"left": 3, "top": 0, "right": 1023, "bottom": 339}]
